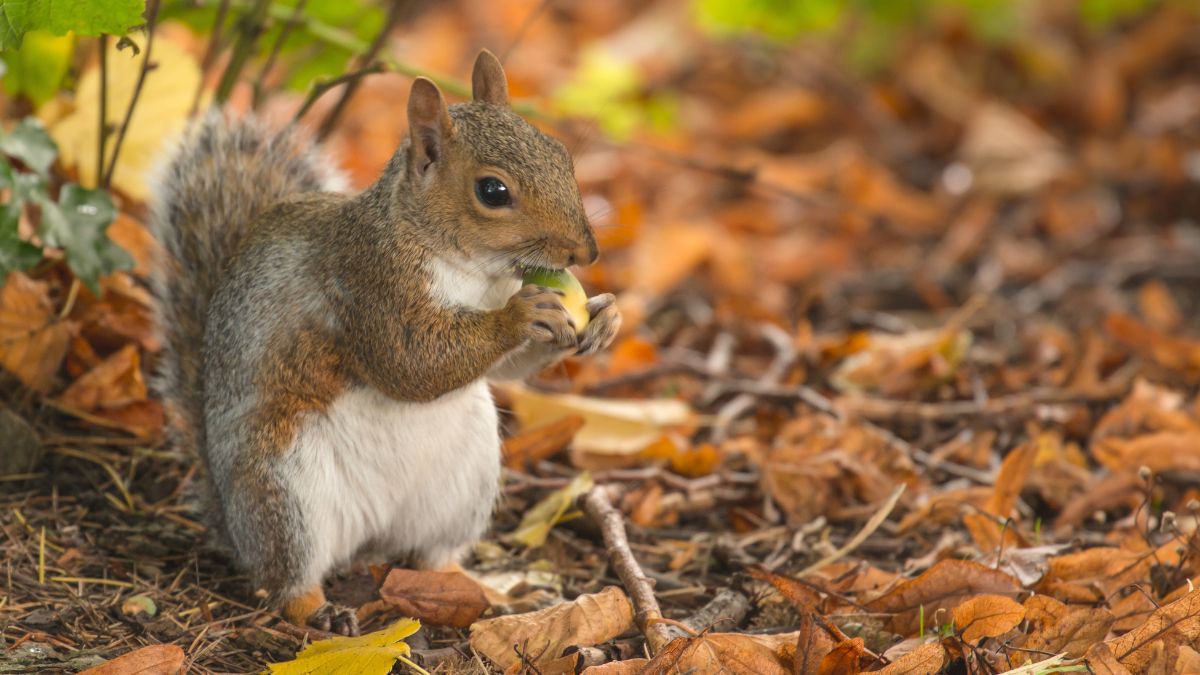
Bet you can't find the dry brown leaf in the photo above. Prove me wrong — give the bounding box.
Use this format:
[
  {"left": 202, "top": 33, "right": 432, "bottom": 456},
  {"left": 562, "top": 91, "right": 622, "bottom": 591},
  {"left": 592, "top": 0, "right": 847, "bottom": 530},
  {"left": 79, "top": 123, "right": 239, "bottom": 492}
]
[
  {"left": 1093, "top": 431, "right": 1200, "bottom": 474},
  {"left": 629, "top": 221, "right": 715, "bottom": 296},
  {"left": 1104, "top": 588, "right": 1200, "bottom": 673},
  {"left": 959, "top": 102, "right": 1069, "bottom": 194},
  {"left": 363, "top": 569, "right": 488, "bottom": 628},
  {"left": 871, "top": 641, "right": 946, "bottom": 674},
  {"left": 639, "top": 633, "right": 792, "bottom": 675},
  {"left": 747, "top": 565, "right": 823, "bottom": 611},
  {"left": 78, "top": 644, "right": 185, "bottom": 675},
  {"left": 1020, "top": 606, "right": 1114, "bottom": 662},
  {"left": 866, "top": 559, "right": 1021, "bottom": 635},
  {"left": 1086, "top": 642, "right": 1134, "bottom": 675},
  {"left": 952, "top": 594, "right": 1025, "bottom": 643},
  {"left": 1106, "top": 313, "right": 1200, "bottom": 378},
  {"left": 59, "top": 344, "right": 147, "bottom": 411},
  {"left": 795, "top": 608, "right": 835, "bottom": 674},
  {"left": 1174, "top": 645, "right": 1200, "bottom": 673},
  {"left": 580, "top": 659, "right": 650, "bottom": 675},
  {"left": 502, "top": 414, "right": 585, "bottom": 469},
  {"left": 469, "top": 586, "right": 633, "bottom": 669},
  {"left": 966, "top": 441, "right": 1036, "bottom": 551},
  {"left": 0, "top": 272, "right": 76, "bottom": 393},
  {"left": 1022, "top": 595, "right": 1069, "bottom": 627},
  {"left": 817, "top": 637, "right": 866, "bottom": 675},
  {"left": 1138, "top": 281, "right": 1183, "bottom": 333}
]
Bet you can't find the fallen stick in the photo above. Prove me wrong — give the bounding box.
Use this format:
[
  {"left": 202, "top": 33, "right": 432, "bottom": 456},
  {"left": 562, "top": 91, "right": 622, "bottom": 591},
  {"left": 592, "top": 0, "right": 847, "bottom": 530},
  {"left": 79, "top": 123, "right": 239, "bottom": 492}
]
[{"left": 579, "top": 485, "right": 674, "bottom": 655}]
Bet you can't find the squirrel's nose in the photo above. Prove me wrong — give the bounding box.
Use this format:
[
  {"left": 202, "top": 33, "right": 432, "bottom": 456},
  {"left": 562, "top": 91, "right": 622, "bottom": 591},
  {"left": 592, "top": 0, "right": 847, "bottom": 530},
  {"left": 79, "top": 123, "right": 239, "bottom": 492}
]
[{"left": 573, "top": 238, "right": 599, "bottom": 266}]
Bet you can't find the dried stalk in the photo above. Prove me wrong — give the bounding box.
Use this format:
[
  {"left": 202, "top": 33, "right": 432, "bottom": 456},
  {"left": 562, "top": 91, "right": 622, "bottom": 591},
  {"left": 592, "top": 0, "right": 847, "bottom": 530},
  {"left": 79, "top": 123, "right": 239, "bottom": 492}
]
[
  {"left": 293, "top": 63, "right": 386, "bottom": 123},
  {"left": 103, "top": 0, "right": 161, "bottom": 189},
  {"left": 579, "top": 485, "right": 674, "bottom": 655}
]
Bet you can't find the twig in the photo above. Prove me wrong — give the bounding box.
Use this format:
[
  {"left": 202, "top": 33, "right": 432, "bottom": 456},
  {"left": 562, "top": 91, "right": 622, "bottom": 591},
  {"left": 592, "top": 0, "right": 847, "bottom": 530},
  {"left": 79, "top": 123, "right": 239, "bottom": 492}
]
[
  {"left": 316, "top": 0, "right": 405, "bottom": 140},
  {"left": 293, "top": 64, "right": 386, "bottom": 123},
  {"left": 103, "top": 0, "right": 162, "bottom": 189},
  {"left": 796, "top": 484, "right": 905, "bottom": 578},
  {"left": 213, "top": 0, "right": 271, "bottom": 103},
  {"left": 500, "top": 0, "right": 555, "bottom": 61},
  {"left": 96, "top": 35, "right": 108, "bottom": 184},
  {"left": 251, "top": 0, "right": 307, "bottom": 110},
  {"left": 579, "top": 485, "right": 673, "bottom": 655},
  {"left": 663, "top": 588, "right": 750, "bottom": 641},
  {"left": 191, "top": 0, "right": 231, "bottom": 116},
  {"left": 711, "top": 324, "right": 795, "bottom": 443}
]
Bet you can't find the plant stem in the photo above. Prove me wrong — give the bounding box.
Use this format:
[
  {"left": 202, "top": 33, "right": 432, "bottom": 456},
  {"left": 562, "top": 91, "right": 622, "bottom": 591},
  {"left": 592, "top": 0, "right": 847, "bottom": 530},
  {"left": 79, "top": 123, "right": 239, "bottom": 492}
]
[
  {"left": 96, "top": 35, "right": 108, "bottom": 187},
  {"left": 293, "top": 63, "right": 385, "bottom": 122},
  {"left": 103, "top": 0, "right": 161, "bottom": 189},
  {"left": 251, "top": 0, "right": 307, "bottom": 110},
  {"left": 214, "top": 0, "right": 271, "bottom": 103},
  {"left": 316, "top": 0, "right": 404, "bottom": 140},
  {"left": 191, "top": 0, "right": 232, "bottom": 116}
]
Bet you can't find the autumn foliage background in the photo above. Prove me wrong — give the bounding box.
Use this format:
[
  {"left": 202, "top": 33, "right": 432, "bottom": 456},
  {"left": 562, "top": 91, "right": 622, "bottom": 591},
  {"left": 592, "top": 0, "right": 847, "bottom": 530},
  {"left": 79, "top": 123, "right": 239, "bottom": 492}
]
[{"left": 3, "top": 0, "right": 1200, "bottom": 673}]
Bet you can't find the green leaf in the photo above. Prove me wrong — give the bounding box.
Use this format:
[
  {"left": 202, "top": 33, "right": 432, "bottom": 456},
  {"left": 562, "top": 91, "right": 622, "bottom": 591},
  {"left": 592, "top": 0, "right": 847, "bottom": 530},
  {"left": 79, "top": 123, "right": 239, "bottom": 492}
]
[
  {"left": 38, "top": 184, "right": 131, "bottom": 293},
  {"left": 0, "top": 117, "right": 58, "bottom": 177},
  {"left": 1, "top": 30, "right": 74, "bottom": 104},
  {"left": 0, "top": 0, "right": 145, "bottom": 49},
  {"left": 0, "top": 205, "right": 42, "bottom": 278}
]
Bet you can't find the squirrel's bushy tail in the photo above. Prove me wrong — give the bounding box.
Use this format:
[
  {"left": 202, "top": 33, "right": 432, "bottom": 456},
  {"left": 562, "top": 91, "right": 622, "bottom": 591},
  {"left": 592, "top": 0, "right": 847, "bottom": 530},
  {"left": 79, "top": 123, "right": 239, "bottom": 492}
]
[{"left": 148, "top": 111, "right": 345, "bottom": 460}]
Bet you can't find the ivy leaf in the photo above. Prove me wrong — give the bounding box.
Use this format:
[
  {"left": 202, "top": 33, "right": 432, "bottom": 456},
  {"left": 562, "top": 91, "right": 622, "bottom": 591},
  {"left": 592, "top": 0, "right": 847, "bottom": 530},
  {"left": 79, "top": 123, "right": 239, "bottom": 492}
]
[
  {"left": 0, "top": 205, "right": 42, "bottom": 278},
  {"left": 266, "top": 618, "right": 424, "bottom": 675},
  {"left": 0, "top": 0, "right": 145, "bottom": 50},
  {"left": 38, "top": 185, "right": 131, "bottom": 293},
  {"left": 0, "top": 118, "right": 58, "bottom": 177}
]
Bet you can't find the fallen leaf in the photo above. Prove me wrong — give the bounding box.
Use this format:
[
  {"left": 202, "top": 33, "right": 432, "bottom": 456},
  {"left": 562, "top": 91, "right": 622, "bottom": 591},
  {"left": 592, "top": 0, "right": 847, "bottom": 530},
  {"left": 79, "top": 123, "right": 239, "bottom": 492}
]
[
  {"left": 1103, "top": 588, "right": 1200, "bottom": 672},
  {"left": 866, "top": 559, "right": 1021, "bottom": 635},
  {"left": 59, "top": 344, "right": 146, "bottom": 411},
  {"left": 267, "top": 618, "right": 421, "bottom": 674},
  {"left": 817, "top": 637, "right": 866, "bottom": 675},
  {"left": 469, "top": 586, "right": 633, "bottom": 670},
  {"left": 78, "top": 644, "right": 184, "bottom": 675},
  {"left": 508, "top": 471, "right": 593, "bottom": 548},
  {"left": 964, "top": 442, "right": 1036, "bottom": 551},
  {"left": 503, "top": 414, "right": 585, "bottom": 469},
  {"left": 1018, "top": 605, "right": 1114, "bottom": 662},
  {"left": 872, "top": 641, "right": 946, "bottom": 674},
  {"left": 502, "top": 384, "right": 694, "bottom": 457},
  {"left": 640, "top": 633, "right": 792, "bottom": 675},
  {"left": 580, "top": 659, "right": 650, "bottom": 674},
  {"left": 951, "top": 594, "right": 1024, "bottom": 643},
  {"left": 364, "top": 568, "right": 488, "bottom": 628},
  {"left": 0, "top": 271, "right": 76, "bottom": 393},
  {"left": 958, "top": 102, "right": 1069, "bottom": 194}
]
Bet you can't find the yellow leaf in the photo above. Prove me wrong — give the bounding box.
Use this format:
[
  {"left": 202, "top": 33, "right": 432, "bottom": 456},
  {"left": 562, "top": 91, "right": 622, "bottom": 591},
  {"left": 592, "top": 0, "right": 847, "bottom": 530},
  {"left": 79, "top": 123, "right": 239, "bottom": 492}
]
[
  {"left": 509, "top": 471, "right": 593, "bottom": 548},
  {"left": 266, "top": 618, "right": 424, "bottom": 675},
  {"left": 501, "top": 384, "right": 694, "bottom": 456},
  {"left": 42, "top": 33, "right": 201, "bottom": 201}
]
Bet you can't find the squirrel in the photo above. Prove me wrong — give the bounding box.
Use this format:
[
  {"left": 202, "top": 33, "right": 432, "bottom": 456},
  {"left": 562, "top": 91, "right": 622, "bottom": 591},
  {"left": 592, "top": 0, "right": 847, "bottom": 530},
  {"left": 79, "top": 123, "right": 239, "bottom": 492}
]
[{"left": 148, "top": 50, "right": 620, "bottom": 635}]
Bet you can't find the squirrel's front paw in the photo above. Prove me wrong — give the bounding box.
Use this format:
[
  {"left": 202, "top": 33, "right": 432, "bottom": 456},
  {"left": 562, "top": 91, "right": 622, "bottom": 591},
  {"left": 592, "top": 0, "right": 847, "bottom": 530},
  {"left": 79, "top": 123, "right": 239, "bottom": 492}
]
[
  {"left": 509, "top": 284, "right": 578, "bottom": 350},
  {"left": 577, "top": 293, "right": 621, "bottom": 356},
  {"left": 310, "top": 602, "right": 360, "bottom": 636}
]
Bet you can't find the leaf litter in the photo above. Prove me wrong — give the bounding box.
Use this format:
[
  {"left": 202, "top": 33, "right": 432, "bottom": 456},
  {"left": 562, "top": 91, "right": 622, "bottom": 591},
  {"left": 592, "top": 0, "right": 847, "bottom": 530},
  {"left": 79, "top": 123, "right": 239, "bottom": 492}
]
[{"left": 4, "top": 1, "right": 1200, "bottom": 674}]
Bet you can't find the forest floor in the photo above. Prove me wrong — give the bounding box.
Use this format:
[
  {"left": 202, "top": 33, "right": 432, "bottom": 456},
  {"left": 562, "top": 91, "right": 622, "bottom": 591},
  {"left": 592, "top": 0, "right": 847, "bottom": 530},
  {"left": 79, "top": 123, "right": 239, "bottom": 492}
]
[{"left": 3, "top": 1, "right": 1200, "bottom": 673}]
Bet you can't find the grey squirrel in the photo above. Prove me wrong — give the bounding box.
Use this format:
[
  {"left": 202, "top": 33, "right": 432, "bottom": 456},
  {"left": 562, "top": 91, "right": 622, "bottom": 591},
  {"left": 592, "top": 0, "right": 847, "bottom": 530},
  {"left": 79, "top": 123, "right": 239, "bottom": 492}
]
[{"left": 148, "top": 50, "right": 620, "bottom": 635}]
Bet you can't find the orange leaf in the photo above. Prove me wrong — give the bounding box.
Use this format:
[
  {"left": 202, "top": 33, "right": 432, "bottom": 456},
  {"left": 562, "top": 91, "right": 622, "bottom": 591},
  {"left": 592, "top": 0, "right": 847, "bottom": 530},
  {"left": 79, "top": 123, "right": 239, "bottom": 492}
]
[
  {"left": 873, "top": 641, "right": 947, "bottom": 674},
  {"left": 951, "top": 594, "right": 1024, "bottom": 643},
  {"left": 0, "top": 272, "right": 75, "bottom": 393},
  {"left": 817, "top": 638, "right": 866, "bottom": 675},
  {"left": 368, "top": 568, "right": 489, "bottom": 628},
  {"left": 794, "top": 609, "right": 835, "bottom": 674},
  {"left": 502, "top": 415, "right": 585, "bottom": 469},
  {"left": 639, "top": 633, "right": 792, "bottom": 675},
  {"left": 78, "top": 644, "right": 185, "bottom": 675},
  {"left": 866, "top": 560, "right": 1020, "bottom": 635},
  {"left": 1103, "top": 588, "right": 1200, "bottom": 672},
  {"left": 1019, "top": 606, "right": 1114, "bottom": 662},
  {"left": 59, "top": 344, "right": 147, "bottom": 411}
]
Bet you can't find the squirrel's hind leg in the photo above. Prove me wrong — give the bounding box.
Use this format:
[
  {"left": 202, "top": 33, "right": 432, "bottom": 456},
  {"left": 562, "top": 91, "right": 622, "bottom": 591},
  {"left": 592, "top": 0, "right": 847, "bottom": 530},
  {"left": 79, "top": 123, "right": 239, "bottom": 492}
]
[{"left": 282, "top": 587, "right": 359, "bottom": 636}]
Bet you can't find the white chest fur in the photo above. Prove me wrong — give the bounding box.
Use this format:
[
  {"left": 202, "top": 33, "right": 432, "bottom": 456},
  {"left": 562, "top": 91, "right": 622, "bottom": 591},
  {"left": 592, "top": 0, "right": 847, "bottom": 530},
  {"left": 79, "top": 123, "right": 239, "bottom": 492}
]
[
  {"left": 428, "top": 254, "right": 521, "bottom": 311},
  {"left": 284, "top": 382, "right": 501, "bottom": 587}
]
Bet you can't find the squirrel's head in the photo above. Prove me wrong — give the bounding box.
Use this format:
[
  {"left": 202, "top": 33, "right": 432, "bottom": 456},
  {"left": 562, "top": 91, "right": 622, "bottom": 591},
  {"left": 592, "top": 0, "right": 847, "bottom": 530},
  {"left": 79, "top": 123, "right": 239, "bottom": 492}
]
[{"left": 401, "top": 50, "right": 597, "bottom": 272}]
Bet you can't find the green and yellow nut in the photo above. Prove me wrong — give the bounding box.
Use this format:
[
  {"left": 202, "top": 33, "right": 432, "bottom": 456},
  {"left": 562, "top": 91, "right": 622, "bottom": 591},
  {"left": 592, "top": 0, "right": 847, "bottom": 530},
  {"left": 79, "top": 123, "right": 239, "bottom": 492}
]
[{"left": 522, "top": 268, "right": 589, "bottom": 334}]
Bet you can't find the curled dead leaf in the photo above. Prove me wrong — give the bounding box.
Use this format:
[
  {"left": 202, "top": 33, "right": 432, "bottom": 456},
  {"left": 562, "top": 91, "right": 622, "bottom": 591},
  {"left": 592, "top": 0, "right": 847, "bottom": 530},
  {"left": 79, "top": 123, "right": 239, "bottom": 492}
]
[
  {"left": 78, "top": 644, "right": 184, "bottom": 675},
  {"left": 951, "top": 594, "right": 1024, "bottom": 643},
  {"left": 469, "top": 586, "right": 633, "bottom": 670},
  {"left": 363, "top": 568, "right": 488, "bottom": 628}
]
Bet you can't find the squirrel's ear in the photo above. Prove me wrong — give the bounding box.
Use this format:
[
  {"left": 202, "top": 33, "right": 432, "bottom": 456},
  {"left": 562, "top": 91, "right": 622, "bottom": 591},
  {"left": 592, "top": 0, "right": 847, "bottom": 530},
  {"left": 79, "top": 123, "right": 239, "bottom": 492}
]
[
  {"left": 407, "top": 77, "right": 453, "bottom": 175},
  {"left": 471, "top": 49, "right": 509, "bottom": 106}
]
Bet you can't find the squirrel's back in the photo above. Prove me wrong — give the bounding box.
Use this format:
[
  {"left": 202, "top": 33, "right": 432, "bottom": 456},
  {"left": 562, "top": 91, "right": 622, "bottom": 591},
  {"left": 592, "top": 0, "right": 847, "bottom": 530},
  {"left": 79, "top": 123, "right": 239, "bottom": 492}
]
[{"left": 148, "top": 111, "right": 346, "bottom": 462}]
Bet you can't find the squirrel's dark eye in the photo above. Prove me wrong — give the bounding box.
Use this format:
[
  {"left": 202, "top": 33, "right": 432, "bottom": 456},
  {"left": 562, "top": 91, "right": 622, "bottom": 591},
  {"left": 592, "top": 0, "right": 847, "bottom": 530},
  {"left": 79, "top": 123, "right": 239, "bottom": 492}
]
[{"left": 475, "top": 176, "right": 512, "bottom": 208}]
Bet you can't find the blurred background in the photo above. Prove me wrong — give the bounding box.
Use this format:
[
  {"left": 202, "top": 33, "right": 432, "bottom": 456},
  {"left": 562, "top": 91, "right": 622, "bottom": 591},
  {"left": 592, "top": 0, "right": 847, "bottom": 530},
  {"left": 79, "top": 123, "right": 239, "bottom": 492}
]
[{"left": 3, "top": 1, "right": 1200, "bottom": 672}]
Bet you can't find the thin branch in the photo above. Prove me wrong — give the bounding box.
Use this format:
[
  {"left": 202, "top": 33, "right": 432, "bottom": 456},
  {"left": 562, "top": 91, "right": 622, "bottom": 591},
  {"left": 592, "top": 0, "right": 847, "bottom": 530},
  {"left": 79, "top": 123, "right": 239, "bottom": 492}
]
[
  {"left": 293, "top": 63, "right": 386, "bottom": 124},
  {"left": 579, "top": 485, "right": 674, "bottom": 655},
  {"left": 214, "top": 0, "right": 271, "bottom": 103},
  {"left": 251, "top": 0, "right": 307, "bottom": 110},
  {"left": 96, "top": 35, "right": 108, "bottom": 186},
  {"left": 500, "top": 0, "right": 555, "bottom": 62},
  {"left": 103, "top": 0, "right": 161, "bottom": 189},
  {"left": 316, "top": 0, "right": 404, "bottom": 140},
  {"left": 191, "top": 0, "right": 232, "bottom": 116}
]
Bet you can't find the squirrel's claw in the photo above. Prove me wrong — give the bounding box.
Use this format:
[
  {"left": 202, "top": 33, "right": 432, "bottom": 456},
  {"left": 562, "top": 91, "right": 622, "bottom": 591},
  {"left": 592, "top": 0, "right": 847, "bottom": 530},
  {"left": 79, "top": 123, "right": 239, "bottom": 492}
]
[
  {"left": 577, "top": 294, "right": 620, "bottom": 356},
  {"left": 310, "top": 602, "right": 360, "bottom": 636}
]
